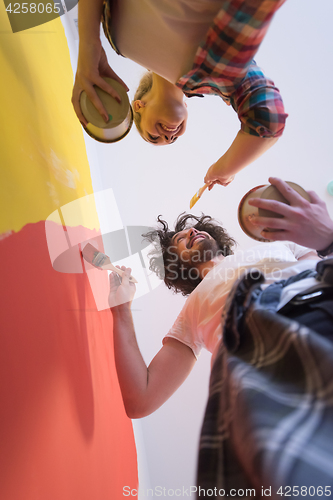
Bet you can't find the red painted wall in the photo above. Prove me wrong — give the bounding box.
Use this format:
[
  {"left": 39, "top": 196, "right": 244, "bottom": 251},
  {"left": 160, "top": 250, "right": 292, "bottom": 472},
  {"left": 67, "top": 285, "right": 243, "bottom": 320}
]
[
  {"left": 0, "top": 221, "right": 138, "bottom": 500},
  {"left": 1, "top": 7, "right": 138, "bottom": 497}
]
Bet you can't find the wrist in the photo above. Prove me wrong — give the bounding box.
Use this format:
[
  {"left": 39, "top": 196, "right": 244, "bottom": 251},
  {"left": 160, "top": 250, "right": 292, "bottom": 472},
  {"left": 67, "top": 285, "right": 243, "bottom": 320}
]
[
  {"left": 79, "top": 39, "right": 102, "bottom": 55},
  {"left": 110, "top": 302, "right": 132, "bottom": 315},
  {"left": 213, "top": 156, "right": 231, "bottom": 175},
  {"left": 317, "top": 239, "right": 333, "bottom": 258},
  {"left": 316, "top": 220, "right": 333, "bottom": 257}
]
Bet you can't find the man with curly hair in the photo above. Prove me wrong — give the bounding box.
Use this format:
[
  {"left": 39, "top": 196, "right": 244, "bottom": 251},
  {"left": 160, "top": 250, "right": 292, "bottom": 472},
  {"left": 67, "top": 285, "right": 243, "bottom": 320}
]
[
  {"left": 109, "top": 178, "right": 333, "bottom": 495},
  {"left": 143, "top": 212, "right": 236, "bottom": 297}
]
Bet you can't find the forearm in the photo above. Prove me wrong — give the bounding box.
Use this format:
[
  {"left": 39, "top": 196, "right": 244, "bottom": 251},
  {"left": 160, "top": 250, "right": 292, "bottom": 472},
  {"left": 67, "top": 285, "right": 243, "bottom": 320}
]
[
  {"left": 78, "top": 0, "right": 105, "bottom": 46},
  {"left": 111, "top": 303, "right": 196, "bottom": 419},
  {"left": 205, "top": 130, "right": 278, "bottom": 186},
  {"left": 112, "top": 304, "right": 150, "bottom": 416},
  {"left": 216, "top": 130, "right": 278, "bottom": 178},
  {"left": 206, "top": 62, "right": 287, "bottom": 184}
]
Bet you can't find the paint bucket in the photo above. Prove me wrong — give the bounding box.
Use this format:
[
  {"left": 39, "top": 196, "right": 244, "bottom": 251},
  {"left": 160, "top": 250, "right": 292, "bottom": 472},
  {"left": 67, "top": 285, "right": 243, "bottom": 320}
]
[
  {"left": 80, "top": 77, "right": 133, "bottom": 143},
  {"left": 238, "top": 182, "right": 311, "bottom": 242}
]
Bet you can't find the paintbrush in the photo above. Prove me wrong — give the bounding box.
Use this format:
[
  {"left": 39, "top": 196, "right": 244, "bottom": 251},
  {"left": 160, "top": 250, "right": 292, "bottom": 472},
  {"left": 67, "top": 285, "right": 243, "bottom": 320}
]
[
  {"left": 82, "top": 243, "right": 138, "bottom": 283},
  {"left": 189, "top": 184, "right": 208, "bottom": 209}
]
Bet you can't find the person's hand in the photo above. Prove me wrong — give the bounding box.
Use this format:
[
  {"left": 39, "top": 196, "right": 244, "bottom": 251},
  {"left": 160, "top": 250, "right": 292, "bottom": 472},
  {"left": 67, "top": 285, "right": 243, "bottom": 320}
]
[
  {"left": 108, "top": 266, "right": 136, "bottom": 309},
  {"left": 247, "top": 177, "right": 333, "bottom": 250},
  {"left": 204, "top": 161, "right": 235, "bottom": 190},
  {"left": 72, "top": 42, "right": 129, "bottom": 126}
]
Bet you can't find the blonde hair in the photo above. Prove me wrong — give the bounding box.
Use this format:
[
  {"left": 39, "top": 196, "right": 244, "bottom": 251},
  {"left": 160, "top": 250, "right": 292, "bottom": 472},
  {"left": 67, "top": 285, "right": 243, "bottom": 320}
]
[{"left": 131, "top": 70, "right": 153, "bottom": 135}]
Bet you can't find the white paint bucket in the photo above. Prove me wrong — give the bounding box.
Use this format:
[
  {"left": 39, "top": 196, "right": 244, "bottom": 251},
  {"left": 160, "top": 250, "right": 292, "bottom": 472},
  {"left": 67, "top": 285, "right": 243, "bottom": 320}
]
[
  {"left": 238, "top": 182, "right": 310, "bottom": 242},
  {"left": 80, "top": 77, "right": 133, "bottom": 143}
]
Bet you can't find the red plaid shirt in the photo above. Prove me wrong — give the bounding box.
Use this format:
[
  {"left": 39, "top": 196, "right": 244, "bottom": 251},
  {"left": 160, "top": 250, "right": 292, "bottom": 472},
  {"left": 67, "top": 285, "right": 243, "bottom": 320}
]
[
  {"left": 103, "top": 0, "right": 288, "bottom": 138},
  {"left": 176, "top": 0, "right": 288, "bottom": 137}
]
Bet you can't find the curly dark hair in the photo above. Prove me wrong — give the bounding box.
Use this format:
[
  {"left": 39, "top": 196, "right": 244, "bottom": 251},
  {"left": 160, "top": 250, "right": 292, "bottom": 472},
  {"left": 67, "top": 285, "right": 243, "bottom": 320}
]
[{"left": 142, "top": 213, "right": 236, "bottom": 296}]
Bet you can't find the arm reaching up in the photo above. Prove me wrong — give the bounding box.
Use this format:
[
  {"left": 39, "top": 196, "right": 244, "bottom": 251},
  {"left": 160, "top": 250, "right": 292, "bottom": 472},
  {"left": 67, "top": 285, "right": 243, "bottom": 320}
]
[
  {"left": 203, "top": 63, "right": 287, "bottom": 189},
  {"left": 109, "top": 268, "right": 196, "bottom": 419},
  {"left": 204, "top": 131, "right": 278, "bottom": 188}
]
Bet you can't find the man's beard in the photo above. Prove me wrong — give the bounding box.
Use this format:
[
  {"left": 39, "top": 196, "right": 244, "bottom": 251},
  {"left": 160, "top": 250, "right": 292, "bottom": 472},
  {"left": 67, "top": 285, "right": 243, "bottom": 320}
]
[{"left": 185, "top": 238, "right": 220, "bottom": 266}]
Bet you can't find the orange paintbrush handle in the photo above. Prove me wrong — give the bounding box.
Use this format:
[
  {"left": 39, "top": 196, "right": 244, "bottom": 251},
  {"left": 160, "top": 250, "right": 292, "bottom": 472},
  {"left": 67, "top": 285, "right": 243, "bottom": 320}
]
[{"left": 189, "top": 184, "right": 208, "bottom": 209}]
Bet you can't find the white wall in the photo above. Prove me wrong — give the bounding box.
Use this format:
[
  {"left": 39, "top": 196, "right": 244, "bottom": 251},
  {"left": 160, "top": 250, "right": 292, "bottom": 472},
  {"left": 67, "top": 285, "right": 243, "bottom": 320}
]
[{"left": 63, "top": 0, "right": 333, "bottom": 496}]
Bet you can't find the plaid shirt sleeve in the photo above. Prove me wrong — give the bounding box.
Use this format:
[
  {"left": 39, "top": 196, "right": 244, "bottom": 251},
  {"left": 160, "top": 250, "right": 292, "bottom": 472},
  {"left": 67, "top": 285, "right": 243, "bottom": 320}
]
[
  {"left": 177, "top": 0, "right": 288, "bottom": 138},
  {"left": 102, "top": 0, "right": 288, "bottom": 138},
  {"left": 230, "top": 61, "right": 288, "bottom": 138}
]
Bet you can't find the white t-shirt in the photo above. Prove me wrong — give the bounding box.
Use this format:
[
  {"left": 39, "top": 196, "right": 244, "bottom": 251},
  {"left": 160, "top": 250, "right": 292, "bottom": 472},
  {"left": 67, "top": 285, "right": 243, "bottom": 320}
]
[
  {"left": 163, "top": 242, "right": 318, "bottom": 362},
  {"left": 109, "top": 0, "right": 223, "bottom": 83}
]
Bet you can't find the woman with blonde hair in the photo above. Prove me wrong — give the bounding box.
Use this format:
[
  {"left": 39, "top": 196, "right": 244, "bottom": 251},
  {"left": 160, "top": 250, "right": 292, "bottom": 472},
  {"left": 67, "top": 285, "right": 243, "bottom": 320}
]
[{"left": 72, "top": 0, "right": 287, "bottom": 188}]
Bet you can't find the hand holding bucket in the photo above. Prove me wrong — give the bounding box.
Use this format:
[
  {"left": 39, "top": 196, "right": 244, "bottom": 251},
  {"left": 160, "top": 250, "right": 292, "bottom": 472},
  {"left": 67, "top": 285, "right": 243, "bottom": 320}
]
[
  {"left": 80, "top": 77, "right": 133, "bottom": 143},
  {"left": 238, "top": 181, "right": 311, "bottom": 242}
]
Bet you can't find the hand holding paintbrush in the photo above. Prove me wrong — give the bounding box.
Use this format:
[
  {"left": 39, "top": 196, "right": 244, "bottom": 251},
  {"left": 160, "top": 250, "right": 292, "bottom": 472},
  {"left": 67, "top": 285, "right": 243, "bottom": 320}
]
[
  {"left": 189, "top": 174, "right": 235, "bottom": 209},
  {"left": 82, "top": 243, "right": 138, "bottom": 283},
  {"left": 108, "top": 265, "right": 136, "bottom": 308}
]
